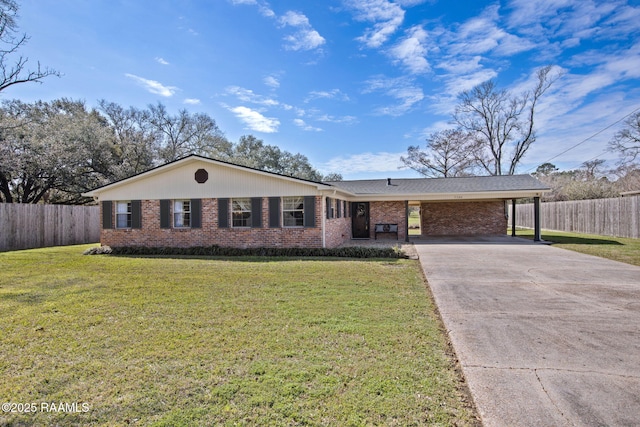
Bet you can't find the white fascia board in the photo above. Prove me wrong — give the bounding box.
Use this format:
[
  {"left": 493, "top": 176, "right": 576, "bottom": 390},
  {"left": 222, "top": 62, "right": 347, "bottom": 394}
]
[{"left": 346, "top": 189, "right": 549, "bottom": 202}]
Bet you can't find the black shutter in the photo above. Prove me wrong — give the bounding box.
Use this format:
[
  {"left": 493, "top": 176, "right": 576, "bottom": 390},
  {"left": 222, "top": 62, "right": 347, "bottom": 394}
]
[
  {"left": 269, "top": 197, "right": 280, "bottom": 228},
  {"left": 191, "top": 199, "right": 202, "bottom": 228},
  {"left": 326, "top": 197, "right": 331, "bottom": 219},
  {"left": 102, "top": 201, "right": 113, "bottom": 229},
  {"left": 160, "top": 200, "right": 171, "bottom": 229},
  {"left": 251, "top": 197, "right": 262, "bottom": 228},
  {"left": 131, "top": 200, "right": 142, "bottom": 229},
  {"left": 304, "top": 196, "right": 316, "bottom": 228},
  {"left": 336, "top": 199, "right": 341, "bottom": 218},
  {"left": 218, "top": 198, "right": 229, "bottom": 228}
]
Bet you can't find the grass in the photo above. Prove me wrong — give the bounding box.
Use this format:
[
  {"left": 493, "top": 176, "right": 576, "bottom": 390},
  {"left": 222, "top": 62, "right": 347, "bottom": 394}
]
[
  {"left": 514, "top": 228, "right": 640, "bottom": 267},
  {"left": 0, "top": 245, "right": 478, "bottom": 426},
  {"left": 409, "top": 210, "right": 421, "bottom": 236}
]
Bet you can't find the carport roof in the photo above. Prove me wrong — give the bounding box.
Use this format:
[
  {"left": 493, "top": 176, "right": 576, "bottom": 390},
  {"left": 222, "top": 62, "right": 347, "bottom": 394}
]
[{"left": 325, "top": 174, "right": 550, "bottom": 196}]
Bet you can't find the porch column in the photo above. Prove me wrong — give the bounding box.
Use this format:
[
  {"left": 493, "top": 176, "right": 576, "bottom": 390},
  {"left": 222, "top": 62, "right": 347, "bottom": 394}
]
[
  {"left": 405, "top": 200, "right": 410, "bottom": 242},
  {"left": 511, "top": 199, "right": 516, "bottom": 237},
  {"left": 534, "top": 196, "right": 541, "bottom": 242}
]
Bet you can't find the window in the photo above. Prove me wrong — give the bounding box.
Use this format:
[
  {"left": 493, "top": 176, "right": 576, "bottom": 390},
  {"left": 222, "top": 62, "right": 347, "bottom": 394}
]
[
  {"left": 232, "top": 198, "right": 252, "bottom": 227},
  {"left": 174, "top": 200, "right": 191, "bottom": 228},
  {"left": 116, "top": 201, "right": 132, "bottom": 228},
  {"left": 283, "top": 196, "right": 304, "bottom": 227}
]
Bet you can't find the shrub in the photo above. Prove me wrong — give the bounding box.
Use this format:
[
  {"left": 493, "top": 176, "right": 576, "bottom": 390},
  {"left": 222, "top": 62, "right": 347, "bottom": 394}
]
[{"left": 105, "top": 245, "right": 406, "bottom": 259}]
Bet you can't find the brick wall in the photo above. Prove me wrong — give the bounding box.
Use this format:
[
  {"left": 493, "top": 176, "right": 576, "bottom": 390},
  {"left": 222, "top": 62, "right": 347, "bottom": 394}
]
[
  {"left": 325, "top": 216, "right": 351, "bottom": 248},
  {"left": 101, "top": 197, "right": 326, "bottom": 249},
  {"left": 369, "top": 201, "right": 406, "bottom": 241},
  {"left": 421, "top": 201, "right": 506, "bottom": 236}
]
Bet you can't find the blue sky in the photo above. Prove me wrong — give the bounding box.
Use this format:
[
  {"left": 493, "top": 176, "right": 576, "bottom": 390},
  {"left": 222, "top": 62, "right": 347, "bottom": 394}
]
[{"left": 6, "top": 0, "right": 640, "bottom": 179}]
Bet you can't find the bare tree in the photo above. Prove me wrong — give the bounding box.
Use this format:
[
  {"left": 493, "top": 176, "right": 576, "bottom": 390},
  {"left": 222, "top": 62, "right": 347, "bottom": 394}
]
[
  {"left": 147, "top": 102, "right": 231, "bottom": 163},
  {"left": 0, "top": 0, "right": 59, "bottom": 93},
  {"left": 454, "top": 65, "right": 558, "bottom": 175},
  {"left": 401, "top": 128, "right": 476, "bottom": 177},
  {"left": 609, "top": 111, "right": 640, "bottom": 166}
]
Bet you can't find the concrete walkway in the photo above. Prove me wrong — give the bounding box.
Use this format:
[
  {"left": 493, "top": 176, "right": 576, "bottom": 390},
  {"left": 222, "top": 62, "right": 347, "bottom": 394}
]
[{"left": 415, "top": 237, "right": 640, "bottom": 426}]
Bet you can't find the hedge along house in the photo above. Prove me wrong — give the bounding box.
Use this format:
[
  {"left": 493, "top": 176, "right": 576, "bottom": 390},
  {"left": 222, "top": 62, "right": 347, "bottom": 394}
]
[{"left": 83, "top": 154, "right": 550, "bottom": 249}]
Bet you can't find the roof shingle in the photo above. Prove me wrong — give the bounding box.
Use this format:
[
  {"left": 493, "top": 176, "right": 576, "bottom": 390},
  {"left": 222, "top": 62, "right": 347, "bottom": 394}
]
[{"left": 324, "top": 174, "right": 549, "bottom": 195}]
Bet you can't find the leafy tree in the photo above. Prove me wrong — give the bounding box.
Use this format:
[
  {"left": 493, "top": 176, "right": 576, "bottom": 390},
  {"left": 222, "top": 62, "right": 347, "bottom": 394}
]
[
  {"left": 454, "top": 66, "right": 558, "bottom": 175},
  {"left": 228, "top": 135, "right": 325, "bottom": 181},
  {"left": 98, "top": 100, "right": 157, "bottom": 179},
  {"left": 533, "top": 162, "right": 558, "bottom": 176},
  {"left": 322, "top": 172, "right": 343, "bottom": 182},
  {"left": 1, "top": 97, "right": 336, "bottom": 203},
  {"left": 401, "top": 128, "right": 476, "bottom": 177},
  {"left": 0, "top": 99, "right": 115, "bottom": 204},
  {"left": 533, "top": 160, "right": 620, "bottom": 201},
  {"left": 609, "top": 111, "right": 640, "bottom": 166},
  {"left": 0, "top": 0, "right": 59, "bottom": 93}
]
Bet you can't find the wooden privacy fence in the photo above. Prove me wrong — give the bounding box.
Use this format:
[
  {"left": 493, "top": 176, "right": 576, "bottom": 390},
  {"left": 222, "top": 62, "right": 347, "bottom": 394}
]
[
  {"left": 511, "top": 195, "right": 640, "bottom": 239},
  {"left": 0, "top": 203, "right": 100, "bottom": 252}
]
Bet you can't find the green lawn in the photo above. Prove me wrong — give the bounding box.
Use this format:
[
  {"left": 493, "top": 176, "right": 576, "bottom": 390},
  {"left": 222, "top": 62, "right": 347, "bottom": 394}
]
[
  {"left": 409, "top": 210, "right": 421, "bottom": 236},
  {"left": 514, "top": 228, "right": 640, "bottom": 267},
  {"left": 0, "top": 245, "right": 478, "bottom": 426}
]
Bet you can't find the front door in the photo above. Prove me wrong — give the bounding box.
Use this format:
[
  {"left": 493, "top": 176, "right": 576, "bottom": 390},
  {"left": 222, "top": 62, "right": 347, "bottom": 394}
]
[{"left": 351, "top": 202, "right": 370, "bottom": 238}]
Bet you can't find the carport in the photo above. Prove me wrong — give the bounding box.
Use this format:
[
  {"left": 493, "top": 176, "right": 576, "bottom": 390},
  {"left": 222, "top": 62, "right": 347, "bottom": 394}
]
[{"left": 330, "top": 174, "right": 549, "bottom": 242}]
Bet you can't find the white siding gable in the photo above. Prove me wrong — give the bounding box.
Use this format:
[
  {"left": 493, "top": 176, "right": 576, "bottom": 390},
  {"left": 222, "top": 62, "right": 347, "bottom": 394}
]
[{"left": 89, "top": 158, "right": 327, "bottom": 201}]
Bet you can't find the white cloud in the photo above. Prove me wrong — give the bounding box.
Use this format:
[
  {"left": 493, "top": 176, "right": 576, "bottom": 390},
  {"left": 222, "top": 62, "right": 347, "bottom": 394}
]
[
  {"left": 293, "top": 118, "right": 323, "bottom": 132},
  {"left": 229, "top": 106, "right": 280, "bottom": 133},
  {"left": 280, "top": 10, "right": 310, "bottom": 27},
  {"left": 322, "top": 151, "right": 405, "bottom": 173},
  {"left": 155, "top": 57, "right": 169, "bottom": 65},
  {"left": 436, "top": 56, "right": 483, "bottom": 74},
  {"left": 363, "top": 75, "right": 424, "bottom": 115},
  {"left": 316, "top": 114, "right": 358, "bottom": 124},
  {"left": 388, "top": 25, "right": 430, "bottom": 74},
  {"left": 263, "top": 75, "right": 280, "bottom": 88},
  {"left": 124, "top": 73, "right": 177, "bottom": 97},
  {"left": 279, "top": 11, "right": 326, "bottom": 51},
  {"left": 283, "top": 29, "right": 325, "bottom": 51},
  {"left": 229, "top": 0, "right": 274, "bottom": 17},
  {"left": 446, "top": 5, "right": 535, "bottom": 57},
  {"left": 305, "top": 89, "right": 350, "bottom": 102},
  {"left": 346, "top": 0, "right": 405, "bottom": 48},
  {"left": 183, "top": 98, "right": 201, "bottom": 105},
  {"left": 225, "top": 86, "right": 280, "bottom": 106},
  {"left": 444, "top": 68, "right": 499, "bottom": 95},
  {"left": 229, "top": 4, "right": 322, "bottom": 50}
]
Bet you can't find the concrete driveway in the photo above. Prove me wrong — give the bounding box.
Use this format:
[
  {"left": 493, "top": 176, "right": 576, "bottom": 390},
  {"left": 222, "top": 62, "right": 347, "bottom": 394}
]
[{"left": 415, "top": 237, "right": 640, "bottom": 426}]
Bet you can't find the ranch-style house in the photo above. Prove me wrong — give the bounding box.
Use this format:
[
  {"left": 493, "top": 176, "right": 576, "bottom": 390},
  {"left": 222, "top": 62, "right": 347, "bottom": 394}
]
[{"left": 83, "top": 154, "right": 550, "bottom": 248}]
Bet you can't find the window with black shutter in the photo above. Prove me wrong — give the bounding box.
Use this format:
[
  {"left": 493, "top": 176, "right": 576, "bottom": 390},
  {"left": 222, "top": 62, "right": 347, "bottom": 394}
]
[{"left": 218, "top": 198, "right": 229, "bottom": 228}]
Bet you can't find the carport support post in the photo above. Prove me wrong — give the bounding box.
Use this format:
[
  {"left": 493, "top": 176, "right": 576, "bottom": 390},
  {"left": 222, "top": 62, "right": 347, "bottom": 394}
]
[
  {"left": 405, "top": 200, "right": 410, "bottom": 242},
  {"left": 534, "top": 196, "right": 542, "bottom": 242},
  {"left": 511, "top": 199, "right": 516, "bottom": 237}
]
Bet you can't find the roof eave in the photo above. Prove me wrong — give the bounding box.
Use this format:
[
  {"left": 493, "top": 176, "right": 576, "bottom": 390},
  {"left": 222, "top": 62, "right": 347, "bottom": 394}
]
[
  {"left": 347, "top": 189, "right": 550, "bottom": 202},
  {"left": 82, "top": 154, "right": 333, "bottom": 198}
]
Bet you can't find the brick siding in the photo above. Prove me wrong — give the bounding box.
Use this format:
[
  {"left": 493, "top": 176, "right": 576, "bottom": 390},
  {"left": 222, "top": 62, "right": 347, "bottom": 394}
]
[
  {"left": 101, "top": 197, "right": 326, "bottom": 249},
  {"left": 421, "top": 201, "right": 507, "bottom": 236},
  {"left": 369, "top": 201, "right": 406, "bottom": 241}
]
